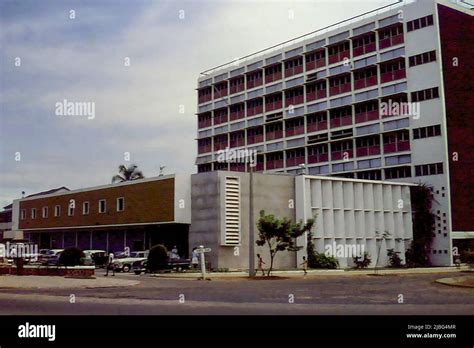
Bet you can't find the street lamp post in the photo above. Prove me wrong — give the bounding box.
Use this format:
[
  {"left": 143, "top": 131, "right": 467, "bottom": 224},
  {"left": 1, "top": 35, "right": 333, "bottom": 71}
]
[{"left": 249, "top": 162, "right": 255, "bottom": 277}]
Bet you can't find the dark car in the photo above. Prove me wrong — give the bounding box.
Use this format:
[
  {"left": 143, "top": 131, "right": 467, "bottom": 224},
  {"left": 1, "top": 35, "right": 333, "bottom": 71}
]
[
  {"left": 83, "top": 250, "right": 108, "bottom": 268},
  {"left": 132, "top": 258, "right": 190, "bottom": 275}
]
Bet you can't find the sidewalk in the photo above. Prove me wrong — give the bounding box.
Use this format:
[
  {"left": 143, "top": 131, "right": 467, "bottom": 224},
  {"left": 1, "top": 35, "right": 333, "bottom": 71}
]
[
  {"left": 149, "top": 266, "right": 470, "bottom": 279},
  {"left": 0, "top": 275, "right": 140, "bottom": 289}
]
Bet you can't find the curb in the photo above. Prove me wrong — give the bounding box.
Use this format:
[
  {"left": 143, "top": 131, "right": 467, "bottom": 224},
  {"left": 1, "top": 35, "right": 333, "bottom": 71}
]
[
  {"left": 435, "top": 276, "right": 474, "bottom": 288},
  {"left": 144, "top": 266, "right": 466, "bottom": 279}
]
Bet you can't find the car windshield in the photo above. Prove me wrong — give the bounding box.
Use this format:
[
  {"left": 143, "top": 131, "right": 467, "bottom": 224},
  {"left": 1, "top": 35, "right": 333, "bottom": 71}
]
[{"left": 130, "top": 252, "right": 142, "bottom": 258}]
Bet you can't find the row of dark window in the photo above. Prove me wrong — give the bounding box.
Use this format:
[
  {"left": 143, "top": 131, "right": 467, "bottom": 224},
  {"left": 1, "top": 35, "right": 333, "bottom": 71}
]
[
  {"left": 411, "top": 87, "right": 439, "bottom": 102},
  {"left": 409, "top": 50, "right": 436, "bottom": 67},
  {"left": 415, "top": 162, "right": 444, "bottom": 177},
  {"left": 20, "top": 198, "right": 125, "bottom": 220},
  {"left": 413, "top": 125, "right": 441, "bottom": 139},
  {"left": 407, "top": 15, "right": 434, "bottom": 32}
]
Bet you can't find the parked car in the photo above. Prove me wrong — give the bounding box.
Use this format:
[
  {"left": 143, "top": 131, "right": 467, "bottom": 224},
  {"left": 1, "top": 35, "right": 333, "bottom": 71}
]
[
  {"left": 132, "top": 258, "right": 191, "bottom": 275},
  {"left": 39, "top": 249, "right": 64, "bottom": 265},
  {"left": 83, "top": 250, "right": 108, "bottom": 268},
  {"left": 113, "top": 251, "right": 149, "bottom": 273}
]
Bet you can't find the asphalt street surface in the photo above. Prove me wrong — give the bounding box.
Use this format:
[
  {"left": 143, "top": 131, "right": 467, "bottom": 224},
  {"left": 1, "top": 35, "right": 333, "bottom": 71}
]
[{"left": 0, "top": 271, "right": 473, "bottom": 315}]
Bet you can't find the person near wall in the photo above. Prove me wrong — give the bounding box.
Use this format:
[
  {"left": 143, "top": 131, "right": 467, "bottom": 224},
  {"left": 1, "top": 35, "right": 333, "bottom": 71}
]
[
  {"left": 300, "top": 256, "right": 308, "bottom": 276},
  {"left": 257, "top": 254, "right": 266, "bottom": 276},
  {"left": 191, "top": 247, "right": 199, "bottom": 269},
  {"left": 104, "top": 252, "right": 115, "bottom": 277}
]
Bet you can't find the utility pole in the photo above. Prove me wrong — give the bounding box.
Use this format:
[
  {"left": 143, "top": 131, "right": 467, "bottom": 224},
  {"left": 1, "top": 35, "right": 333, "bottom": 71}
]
[{"left": 249, "top": 161, "right": 255, "bottom": 277}]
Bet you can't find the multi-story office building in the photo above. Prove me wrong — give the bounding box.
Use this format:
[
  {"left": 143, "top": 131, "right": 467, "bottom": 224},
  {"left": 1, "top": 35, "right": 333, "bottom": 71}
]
[{"left": 196, "top": 0, "right": 474, "bottom": 266}]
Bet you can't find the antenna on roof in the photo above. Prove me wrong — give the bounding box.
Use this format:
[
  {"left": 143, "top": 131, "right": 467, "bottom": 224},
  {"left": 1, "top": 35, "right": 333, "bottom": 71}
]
[{"left": 159, "top": 166, "right": 166, "bottom": 176}]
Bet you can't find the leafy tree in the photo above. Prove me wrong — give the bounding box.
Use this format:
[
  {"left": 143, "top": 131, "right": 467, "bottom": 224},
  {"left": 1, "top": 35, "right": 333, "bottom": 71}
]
[
  {"left": 256, "top": 210, "right": 314, "bottom": 276},
  {"left": 307, "top": 230, "right": 339, "bottom": 269},
  {"left": 353, "top": 252, "right": 371, "bottom": 269},
  {"left": 147, "top": 244, "right": 169, "bottom": 272},
  {"left": 374, "top": 230, "right": 390, "bottom": 274},
  {"left": 312, "top": 251, "right": 339, "bottom": 269},
  {"left": 58, "top": 247, "right": 85, "bottom": 266},
  {"left": 112, "top": 164, "right": 145, "bottom": 183},
  {"left": 406, "top": 184, "right": 436, "bottom": 267},
  {"left": 387, "top": 248, "right": 403, "bottom": 268},
  {"left": 306, "top": 230, "right": 317, "bottom": 268}
]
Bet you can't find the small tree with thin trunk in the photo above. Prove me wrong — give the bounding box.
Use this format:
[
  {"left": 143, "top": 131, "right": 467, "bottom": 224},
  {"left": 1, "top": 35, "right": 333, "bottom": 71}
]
[{"left": 256, "top": 210, "right": 314, "bottom": 276}]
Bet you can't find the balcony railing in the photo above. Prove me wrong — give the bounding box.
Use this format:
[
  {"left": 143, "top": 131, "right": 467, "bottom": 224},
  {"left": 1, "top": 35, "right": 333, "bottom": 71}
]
[
  {"left": 306, "top": 58, "right": 326, "bottom": 72},
  {"left": 306, "top": 89, "right": 327, "bottom": 102},
  {"left": 230, "top": 163, "right": 246, "bottom": 172},
  {"left": 356, "top": 145, "right": 381, "bottom": 157},
  {"left": 355, "top": 110, "right": 379, "bottom": 123},
  {"left": 230, "top": 84, "right": 244, "bottom": 94},
  {"left": 198, "top": 95, "right": 212, "bottom": 104},
  {"left": 328, "top": 50, "right": 350, "bottom": 64},
  {"left": 286, "top": 125, "right": 305, "bottom": 137},
  {"left": 247, "top": 78, "right": 263, "bottom": 90},
  {"left": 214, "top": 88, "right": 228, "bottom": 99},
  {"left": 198, "top": 145, "right": 212, "bottom": 154},
  {"left": 266, "top": 130, "right": 283, "bottom": 140},
  {"left": 331, "top": 150, "right": 353, "bottom": 161},
  {"left": 381, "top": 69, "right": 406, "bottom": 84},
  {"left": 284, "top": 65, "right": 303, "bottom": 78},
  {"left": 214, "top": 142, "right": 228, "bottom": 151},
  {"left": 307, "top": 121, "right": 328, "bottom": 132},
  {"left": 265, "top": 100, "right": 283, "bottom": 112},
  {"left": 353, "top": 43, "right": 376, "bottom": 57},
  {"left": 308, "top": 153, "right": 329, "bottom": 164},
  {"left": 266, "top": 159, "right": 284, "bottom": 170},
  {"left": 285, "top": 95, "right": 304, "bottom": 106},
  {"left": 330, "top": 115, "right": 352, "bottom": 128},
  {"left": 383, "top": 140, "right": 410, "bottom": 154},
  {"left": 198, "top": 119, "right": 212, "bottom": 128},
  {"left": 213, "top": 115, "right": 228, "bottom": 125},
  {"left": 247, "top": 105, "right": 263, "bottom": 117},
  {"left": 247, "top": 134, "right": 264, "bottom": 145},
  {"left": 265, "top": 72, "right": 282, "bottom": 84},
  {"left": 287, "top": 156, "right": 305, "bottom": 167},
  {"left": 379, "top": 34, "right": 404, "bottom": 50},
  {"left": 230, "top": 110, "right": 245, "bottom": 121},
  {"left": 230, "top": 139, "right": 245, "bottom": 148},
  {"left": 329, "top": 83, "right": 351, "bottom": 96},
  {"left": 354, "top": 76, "right": 377, "bottom": 90}
]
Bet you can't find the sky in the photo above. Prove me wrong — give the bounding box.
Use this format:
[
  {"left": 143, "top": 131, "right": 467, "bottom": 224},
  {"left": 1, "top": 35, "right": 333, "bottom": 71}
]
[{"left": 0, "top": 0, "right": 397, "bottom": 208}]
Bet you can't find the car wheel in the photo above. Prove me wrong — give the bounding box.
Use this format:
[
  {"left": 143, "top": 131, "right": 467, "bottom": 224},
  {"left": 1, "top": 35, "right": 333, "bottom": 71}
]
[{"left": 122, "top": 264, "right": 131, "bottom": 273}]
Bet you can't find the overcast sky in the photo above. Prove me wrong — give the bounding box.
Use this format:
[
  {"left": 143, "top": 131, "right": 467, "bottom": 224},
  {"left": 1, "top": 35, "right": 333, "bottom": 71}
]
[{"left": 0, "top": 0, "right": 397, "bottom": 208}]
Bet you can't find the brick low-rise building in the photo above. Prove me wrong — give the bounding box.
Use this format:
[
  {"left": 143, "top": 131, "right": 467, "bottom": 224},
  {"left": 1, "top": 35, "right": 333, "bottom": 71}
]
[{"left": 11, "top": 174, "right": 191, "bottom": 255}]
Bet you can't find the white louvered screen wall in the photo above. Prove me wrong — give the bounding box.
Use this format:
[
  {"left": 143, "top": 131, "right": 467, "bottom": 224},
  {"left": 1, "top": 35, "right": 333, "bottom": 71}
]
[{"left": 223, "top": 176, "right": 241, "bottom": 245}]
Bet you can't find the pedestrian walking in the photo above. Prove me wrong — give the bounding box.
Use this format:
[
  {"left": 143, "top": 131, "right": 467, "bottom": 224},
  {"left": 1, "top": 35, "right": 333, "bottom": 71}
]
[
  {"left": 257, "top": 253, "right": 266, "bottom": 276},
  {"left": 300, "top": 256, "right": 308, "bottom": 275},
  {"left": 191, "top": 247, "right": 199, "bottom": 269},
  {"left": 104, "top": 252, "right": 115, "bottom": 277}
]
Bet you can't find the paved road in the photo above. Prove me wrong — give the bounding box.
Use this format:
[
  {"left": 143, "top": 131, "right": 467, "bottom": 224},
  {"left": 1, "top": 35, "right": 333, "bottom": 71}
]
[{"left": 0, "top": 271, "right": 473, "bottom": 315}]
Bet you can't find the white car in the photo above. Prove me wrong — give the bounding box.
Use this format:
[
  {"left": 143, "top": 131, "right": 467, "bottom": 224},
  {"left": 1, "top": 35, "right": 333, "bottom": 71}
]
[{"left": 112, "top": 251, "right": 149, "bottom": 272}]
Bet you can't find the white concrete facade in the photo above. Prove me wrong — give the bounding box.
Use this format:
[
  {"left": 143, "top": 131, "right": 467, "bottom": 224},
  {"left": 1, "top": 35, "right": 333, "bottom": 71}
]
[
  {"left": 195, "top": 0, "right": 472, "bottom": 266},
  {"left": 296, "top": 175, "right": 414, "bottom": 268}
]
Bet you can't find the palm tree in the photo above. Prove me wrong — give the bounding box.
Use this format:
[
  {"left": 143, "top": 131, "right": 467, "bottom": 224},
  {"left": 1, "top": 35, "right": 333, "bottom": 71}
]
[{"left": 112, "top": 164, "right": 145, "bottom": 183}]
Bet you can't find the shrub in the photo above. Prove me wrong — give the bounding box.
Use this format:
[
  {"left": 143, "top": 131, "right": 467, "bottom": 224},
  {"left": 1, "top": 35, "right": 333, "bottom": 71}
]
[
  {"left": 147, "top": 244, "right": 169, "bottom": 272},
  {"left": 461, "top": 251, "right": 474, "bottom": 264},
  {"left": 58, "top": 247, "right": 85, "bottom": 266},
  {"left": 310, "top": 251, "right": 339, "bottom": 269},
  {"left": 387, "top": 248, "right": 403, "bottom": 268},
  {"left": 353, "top": 252, "right": 371, "bottom": 269}
]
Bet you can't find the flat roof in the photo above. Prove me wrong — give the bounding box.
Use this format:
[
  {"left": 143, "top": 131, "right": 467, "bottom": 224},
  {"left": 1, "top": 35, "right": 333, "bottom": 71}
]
[
  {"left": 199, "top": 0, "right": 403, "bottom": 77},
  {"left": 16, "top": 174, "right": 178, "bottom": 202}
]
